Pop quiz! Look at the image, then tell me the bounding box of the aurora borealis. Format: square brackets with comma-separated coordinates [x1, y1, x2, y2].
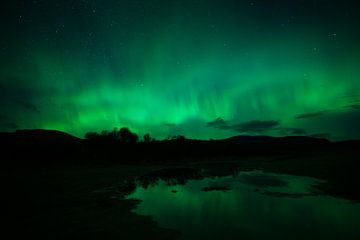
[1, 0, 360, 139]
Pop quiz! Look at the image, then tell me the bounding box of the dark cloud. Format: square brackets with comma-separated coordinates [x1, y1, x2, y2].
[296, 110, 329, 119]
[206, 118, 229, 129]
[309, 133, 331, 139]
[278, 127, 307, 135]
[0, 82, 39, 112]
[345, 104, 360, 110]
[232, 120, 280, 133]
[18, 101, 39, 112]
[289, 128, 307, 135]
[206, 118, 280, 133]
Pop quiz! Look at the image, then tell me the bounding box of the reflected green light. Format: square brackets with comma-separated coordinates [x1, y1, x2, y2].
[127, 171, 360, 240]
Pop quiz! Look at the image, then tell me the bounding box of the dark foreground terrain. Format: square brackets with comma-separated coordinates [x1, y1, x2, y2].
[1, 129, 360, 239]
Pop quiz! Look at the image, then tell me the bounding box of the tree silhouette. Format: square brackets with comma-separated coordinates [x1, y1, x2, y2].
[143, 133, 152, 142]
[108, 128, 120, 140]
[169, 135, 186, 141]
[85, 132, 100, 140]
[85, 127, 139, 142]
[119, 127, 138, 143]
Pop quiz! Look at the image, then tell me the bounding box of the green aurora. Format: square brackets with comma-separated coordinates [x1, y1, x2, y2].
[1, 0, 360, 139]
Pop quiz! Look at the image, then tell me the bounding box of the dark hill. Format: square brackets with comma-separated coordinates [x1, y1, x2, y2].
[15, 129, 79, 142]
[0, 129, 79, 144]
[224, 135, 330, 145]
[0, 130, 81, 166]
[0, 129, 358, 166]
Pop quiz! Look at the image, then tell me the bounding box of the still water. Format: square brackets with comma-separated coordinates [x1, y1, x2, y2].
[126, 170, 360, 240]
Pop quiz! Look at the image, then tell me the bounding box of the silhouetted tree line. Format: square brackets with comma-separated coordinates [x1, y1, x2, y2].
[84, 127, 188, 143]
[1, 128, 344, 168]
[85, 127, 140, 143]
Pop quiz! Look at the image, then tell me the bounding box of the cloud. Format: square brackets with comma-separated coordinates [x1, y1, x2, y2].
[18, 101, 39, 112]
[345, 104, 360, 110]
[206, 118, 229, 129]
[0, 83, 39, 112]
[206, 118, 280, 133]
[232, 120, 280, 133]
[278, 127, 307, 135]
[308, 133, 331, 139]
[289, 128, 307, 135]
[296, 110, 329, 119]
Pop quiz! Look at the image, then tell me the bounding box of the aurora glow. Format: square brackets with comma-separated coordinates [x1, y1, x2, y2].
[1, 0, 360, 139]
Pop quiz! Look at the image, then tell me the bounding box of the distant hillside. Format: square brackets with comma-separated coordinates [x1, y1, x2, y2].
[16, 129, 79, 141]
[0, 129, 333, 145]
[224, 135, 330, 145]
[0, 129, 80, 144]
[0, 129, 359, 166]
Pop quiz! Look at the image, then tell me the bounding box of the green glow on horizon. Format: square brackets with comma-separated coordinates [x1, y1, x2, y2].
[1, 1, 360, 139]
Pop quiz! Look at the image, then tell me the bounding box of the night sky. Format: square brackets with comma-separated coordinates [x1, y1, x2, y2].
[1, 0, 360, 140]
